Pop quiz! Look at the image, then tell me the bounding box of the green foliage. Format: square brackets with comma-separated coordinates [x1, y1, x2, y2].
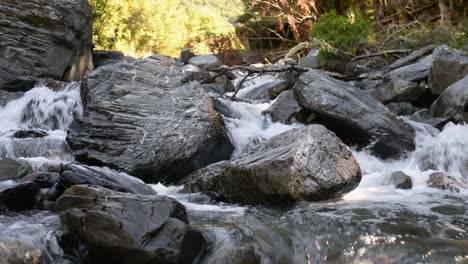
[310, 10, 373, 57]
[89, 0, 244, 57]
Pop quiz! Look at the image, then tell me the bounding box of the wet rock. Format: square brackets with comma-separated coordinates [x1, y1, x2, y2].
[188, 55, 221, 70]
[12, 129, 48, 138]
[186, 125, 362, 205]
[0, 181, 39, 211]
[182, 161, 228, 200]
[372, 80, 426, 103]
[0, 158, 33, 181]
[182, 64, 210, 82]
[299, 49, 320, 69]
[385, 171, 412, 189]
[67, 58, 233, 184]
[92, 50, 125, 68]
[426, 172, 468, 193]
[430, 45, 468, 95]
[0, 90, 21, 107]
[180, 48, 196, 64]
[430, 74, 468, 123]
[237, 75, 289, 100]
[57, 164, 157, 196]
[386, 55, 433, 83]
[56, 185, 206, 264]
[262, 90, 300, 123]
[386, 102, 415, 116]
[0, 0, 93, 92]
[294, 69, 415, 159]
[23, 172, 60, 188]
[409, 109, 452, 130]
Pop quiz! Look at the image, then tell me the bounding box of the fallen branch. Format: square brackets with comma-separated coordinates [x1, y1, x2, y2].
[351, 49, 412, 62]
[384, 44, 435, 72]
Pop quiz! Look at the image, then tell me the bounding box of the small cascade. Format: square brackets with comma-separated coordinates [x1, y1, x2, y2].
[0, 82, 82, 165]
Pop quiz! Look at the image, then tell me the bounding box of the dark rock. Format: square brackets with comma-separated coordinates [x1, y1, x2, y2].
[299, 49, 320, 69]
[294, 69, 415, 159]
[185, 125, 362, 205]
[188, 55, 221, 70]
[0, 158, 33, 181]
[237, 75, 288, 100]
[182, 64, 210, 82]
[430, 45, 468, 95]
[180, 48, 196, 64]
[385, 171, 412, 189]
[23, 172, 60, 188]
[92, 50, 125, 68]
[385, 55, 433, 83]
[409, 109, 452, 130]
[426, 172, 468, 193]
[0, 90, 21, 107]
[57, 164, 157, 196]
[0, 0, 93, 92]
[67, 58, 233, 184]
[386, 102, 415, 116]
[12, 129, 48, 138]
[56, 185, 206, 264]
[0, 181, 39, 211]
[262, 90, 300, 123]
[372, 80, 426, 104]
[182, 161, 228, 196]
[430, 74, 468, 123]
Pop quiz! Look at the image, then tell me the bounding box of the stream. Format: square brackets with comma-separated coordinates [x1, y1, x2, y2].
[0, 77, 467, 263]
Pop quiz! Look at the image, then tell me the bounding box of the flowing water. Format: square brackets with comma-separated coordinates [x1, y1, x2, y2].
[1, 78, 468, 263]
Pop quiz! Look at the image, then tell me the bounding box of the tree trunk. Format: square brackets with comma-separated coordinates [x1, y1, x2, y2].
[439, 0, 452, 26]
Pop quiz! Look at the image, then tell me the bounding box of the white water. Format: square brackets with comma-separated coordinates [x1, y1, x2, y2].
[0, 83, 82, 166]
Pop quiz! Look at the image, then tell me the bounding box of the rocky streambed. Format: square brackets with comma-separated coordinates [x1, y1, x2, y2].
[1, 0, 468, 263]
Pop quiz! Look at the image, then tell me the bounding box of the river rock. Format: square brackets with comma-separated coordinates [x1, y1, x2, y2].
[426, 172, 468, 193]
[409, 109, 452, 130]
[180, 48, 196, 64]
[299, 49, 320, 69]
[430, 74, 468, 123]
[0, 90, 21, 107]
[294, 69, 415, 159]
[430, 45, 468, 95]
[13, 129, 48, 138]
[56, 185, 207, 264]
[262, 90, 300, 123]
[0, 158, 33, 181]
[185, 125, 362, 205]
[385, 55, 433, 83]
[385, 171, 412, 189]
[0, 181, 39, 211]
[372, 80, 426, 104]
[92, 50, 125, 68]
[23, 172, 60, 188]
[0, 0, 93, 92]
[386, 102, 415, 116]
[67, 58, 233, 183]
[188, 55, 221, 70]
[57, 164, 157, 196]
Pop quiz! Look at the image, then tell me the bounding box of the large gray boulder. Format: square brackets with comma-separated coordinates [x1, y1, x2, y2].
[0, 0, 93, 92]
[67, 58, 233, 184]
[430, 45, 468, 95]
[262, 90, 300, 123]
[386, 55, 433, 83]
[431, 74, 468, 123]
[294, 69, 415, 159]
[185, 125, 362, 205]
[372, 79, 426, 104]
[56, 185, 207, 264]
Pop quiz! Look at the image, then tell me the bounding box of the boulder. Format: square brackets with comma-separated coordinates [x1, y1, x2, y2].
[23, 172, 60, 188]
[0, 158, 33, 181]
[430, 45, 468, 95]
[372, 80, 426, 104]
[0, 0, 93, 92]
[0, 181, 39, 211]
[12, 129, 48, 139]
[385, 55, 433, 83]
[180, 48, 196, 64]
[67, 58, 233, 184]
[430, 74, 468, 123]
[426, 172, 468, 193]
[57, 164, 157, 196]
[294, 69, 415, 159]
[299, 49, 320, 69]
[386, 102, 415, 116]
[262, 90, 300, 123]
[56, 185, 207, 264]
[92, 51, 125, 68]
[185, 125, 362, 205]
[188, 55, 221, 70]
[409, 109, 452, 130]
[385, 171, 412, 189]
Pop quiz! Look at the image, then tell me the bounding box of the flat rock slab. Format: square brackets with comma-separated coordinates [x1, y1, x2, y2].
[0, 0, 93, 92]
[67, 58, 233, 183]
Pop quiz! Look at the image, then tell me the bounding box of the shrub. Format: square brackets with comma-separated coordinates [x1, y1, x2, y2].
[310, 10, 373, 55]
